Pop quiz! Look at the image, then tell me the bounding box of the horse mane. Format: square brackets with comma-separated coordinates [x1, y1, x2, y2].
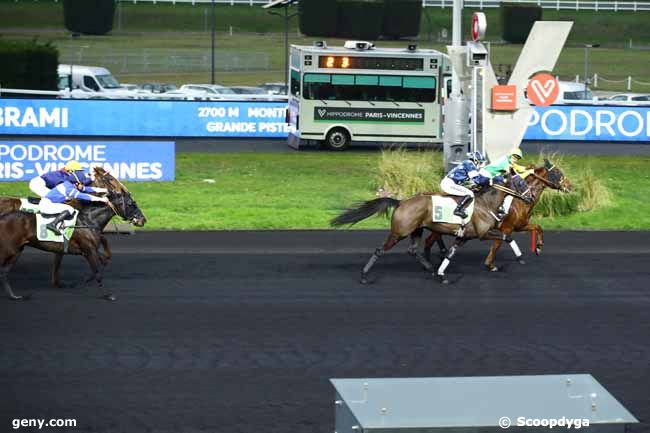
[93, 167, 130, 194]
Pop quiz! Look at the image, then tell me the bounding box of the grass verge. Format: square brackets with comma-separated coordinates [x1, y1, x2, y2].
[0, 151, 648, 230]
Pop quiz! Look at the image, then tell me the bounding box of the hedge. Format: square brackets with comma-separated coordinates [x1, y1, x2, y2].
[501, 3, 543, 43]
[382, 0, 422, 39]
[336, 0, 385, 40]
[0, 40, 58, 91]
[63, 0, 115, 35]
[298, 0, 339, 37]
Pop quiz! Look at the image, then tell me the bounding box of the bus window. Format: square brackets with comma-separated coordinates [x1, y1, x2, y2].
[303, 73, 436, 103]
[290, 70, 301, 96]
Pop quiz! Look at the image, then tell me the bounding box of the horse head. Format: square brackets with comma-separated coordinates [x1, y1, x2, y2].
[542, 159, 573, 193]
[92, 167, 147, 227]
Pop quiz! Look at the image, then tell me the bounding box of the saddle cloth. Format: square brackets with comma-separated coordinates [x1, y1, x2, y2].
[431, 196, 475, 225]
[20, 198, 78, 242]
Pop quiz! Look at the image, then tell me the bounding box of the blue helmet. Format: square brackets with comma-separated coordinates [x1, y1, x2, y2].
[467, 151, 486, 165]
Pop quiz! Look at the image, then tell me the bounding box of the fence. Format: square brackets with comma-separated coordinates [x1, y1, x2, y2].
[26, 0, 650, 11]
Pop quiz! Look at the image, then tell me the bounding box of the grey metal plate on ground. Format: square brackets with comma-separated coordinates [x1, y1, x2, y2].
[331, 375, 638, 433]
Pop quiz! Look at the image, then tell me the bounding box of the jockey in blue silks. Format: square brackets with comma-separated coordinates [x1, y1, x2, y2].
[29, 160, 95, 199]
[440, 151, 502, 219]
[39, 181, 109, 235]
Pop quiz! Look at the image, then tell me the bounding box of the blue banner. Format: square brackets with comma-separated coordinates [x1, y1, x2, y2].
[0, 99, 288, 137]
[0, 141, 175, 182]
[524, 106, 650, 142]
[1, 99, 649, 142]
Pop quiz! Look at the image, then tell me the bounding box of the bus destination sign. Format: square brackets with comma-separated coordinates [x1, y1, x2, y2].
[318, 56, 424, 71]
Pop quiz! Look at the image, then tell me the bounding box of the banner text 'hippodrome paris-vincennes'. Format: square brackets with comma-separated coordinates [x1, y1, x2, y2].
[0, 141, 175, 182]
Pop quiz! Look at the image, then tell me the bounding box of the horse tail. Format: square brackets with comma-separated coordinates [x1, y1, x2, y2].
[330, 197, 400, 227]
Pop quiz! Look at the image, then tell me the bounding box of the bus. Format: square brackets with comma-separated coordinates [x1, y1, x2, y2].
[287, 40, 452, 150]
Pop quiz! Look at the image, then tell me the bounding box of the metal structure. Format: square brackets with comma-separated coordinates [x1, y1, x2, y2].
[443, 16, 572, 169]
[262, 0, 298, 89]
[332, 375, 638, 433]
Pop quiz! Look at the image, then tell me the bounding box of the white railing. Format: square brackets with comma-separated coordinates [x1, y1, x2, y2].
[422, 0, 650, 11]
[32, 0, 650, 10]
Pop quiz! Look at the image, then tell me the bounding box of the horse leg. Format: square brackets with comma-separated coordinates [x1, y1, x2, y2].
[408, 228, 434, 272]
[99, 235, 112, 266]
[83, 249, 115, 301]
[484, 228, 524, 272]
[51, 253, 63, 288]
[360, 232, 404, 284]
[423, 232, 447, 261]
[434, 237, 462, 285]
[1, 251, 27, 301]
[522, 223, 544, 255]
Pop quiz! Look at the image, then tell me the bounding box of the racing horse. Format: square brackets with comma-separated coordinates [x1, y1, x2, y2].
[423, 159, 572, 271]
[0, 167, 146, 301]
[0, 197, 114, 279]
[331, 175, 531, 284]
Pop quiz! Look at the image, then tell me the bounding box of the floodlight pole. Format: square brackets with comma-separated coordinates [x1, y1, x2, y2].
[284, 4, 289, 88]
[211, 0, 216, 85]
[583, 43, 599, 99]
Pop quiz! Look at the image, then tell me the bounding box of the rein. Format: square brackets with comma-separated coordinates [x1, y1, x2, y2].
[530, 172, 561, 190]
[491, 184, 530, 202]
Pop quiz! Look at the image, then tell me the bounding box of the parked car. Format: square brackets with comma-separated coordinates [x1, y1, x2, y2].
[58, 64, 138, 99]
[120, 83, 138, 91]
[606, 93, 650, 105]
[139, 83, 178, 94]
[259, 82, 287, 95]
[179, 84, 237, 99]
[229, 86, 271, 100]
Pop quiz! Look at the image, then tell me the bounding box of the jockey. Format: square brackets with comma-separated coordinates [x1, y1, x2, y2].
[441, 151, 497, 219]
[40, 181, 109, 235]
[29, 161, 96, 199]
[482, 147, 531, 198]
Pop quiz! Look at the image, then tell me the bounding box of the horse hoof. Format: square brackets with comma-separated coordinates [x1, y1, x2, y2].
[9, 295, 23, 301]
[435, 275, 449, 284]
[360, 276, 370, 285]
[517, 258, 526, 265]
[102, 294, 117, 302]
[535, 247, 542, 256]
[486, 265, 499, 272]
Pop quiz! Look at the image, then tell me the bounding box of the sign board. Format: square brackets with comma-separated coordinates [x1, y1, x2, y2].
[524, 106, 650, 142]
[491, 85, 517, 111]
[526, 73, 560, 107]
[0, 140, 175, 182]
[313, 107, 424, 123]
[0, 99, 288, 138]
[471, 12, 487, 41]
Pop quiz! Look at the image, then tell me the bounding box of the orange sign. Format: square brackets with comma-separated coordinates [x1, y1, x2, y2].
[491, 85, 517, 111]
[526, 73, 560, 107]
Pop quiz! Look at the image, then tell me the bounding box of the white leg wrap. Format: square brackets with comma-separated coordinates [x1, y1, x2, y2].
[509, 240, 522, 257]
[437, 258, 451, 275]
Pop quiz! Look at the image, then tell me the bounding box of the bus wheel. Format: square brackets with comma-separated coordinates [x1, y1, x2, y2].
[325, 128, 350, 151]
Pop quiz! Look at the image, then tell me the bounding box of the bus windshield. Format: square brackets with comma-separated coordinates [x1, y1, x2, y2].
[302, 73, 436, 103]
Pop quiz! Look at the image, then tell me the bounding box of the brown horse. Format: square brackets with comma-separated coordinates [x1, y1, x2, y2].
[423, 159, 572, 271]
[331, 176, 531, 284]
[0, 167, 146, 301]
[0, 197, 114, 274]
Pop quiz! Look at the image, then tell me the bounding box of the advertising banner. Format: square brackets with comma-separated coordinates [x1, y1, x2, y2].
[0, 99, 288, 137]
[524, 106, 650, 142]
[0, 140, 175, 182]
[1, 99, 649, 142]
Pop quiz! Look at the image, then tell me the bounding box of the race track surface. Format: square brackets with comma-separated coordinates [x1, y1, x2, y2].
[1, 230, 649, 433]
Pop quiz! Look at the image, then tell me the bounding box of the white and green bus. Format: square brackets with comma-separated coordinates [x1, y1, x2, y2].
[287, 41, 452, 150]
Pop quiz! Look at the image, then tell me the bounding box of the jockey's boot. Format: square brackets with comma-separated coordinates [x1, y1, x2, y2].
[453, 195, 473, 219]
[46, 210, 72, 236]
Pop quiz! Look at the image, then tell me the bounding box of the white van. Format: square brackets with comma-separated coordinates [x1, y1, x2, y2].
[57, 64, 136, 99]
[555, 81, 597, 105]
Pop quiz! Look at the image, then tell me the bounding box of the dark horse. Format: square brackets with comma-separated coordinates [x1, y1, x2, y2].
[331, 176, 531, 284]
[423, 159, 572, 271]
[0, 167, 146, 301]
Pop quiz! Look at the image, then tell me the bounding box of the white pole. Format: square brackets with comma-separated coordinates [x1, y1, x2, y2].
[451, 0, 462, 97]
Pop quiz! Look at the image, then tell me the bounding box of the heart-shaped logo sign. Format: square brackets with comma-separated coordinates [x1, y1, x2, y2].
[526, 73, 560, 107]
[317, 109, 327, 118]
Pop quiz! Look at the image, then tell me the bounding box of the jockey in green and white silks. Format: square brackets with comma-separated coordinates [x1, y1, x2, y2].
[482, 147, 531, 194]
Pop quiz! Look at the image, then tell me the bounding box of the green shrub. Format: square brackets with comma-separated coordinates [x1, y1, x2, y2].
[299, 0, 339, 37]
[532, 154, 612, 217]
[63, 0, 115, 35]
[500, 3, 542, 43]
[0, 39, 58, 90]
[336, 0, 384, 40]
[376, 148, 444, 199]
[382, 0, 422, 39]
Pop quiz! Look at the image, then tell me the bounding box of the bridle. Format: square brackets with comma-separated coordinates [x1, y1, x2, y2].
[491, 183, 531, 203]
[530, 164, 568, 192]
[93, 171, 137, 221]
